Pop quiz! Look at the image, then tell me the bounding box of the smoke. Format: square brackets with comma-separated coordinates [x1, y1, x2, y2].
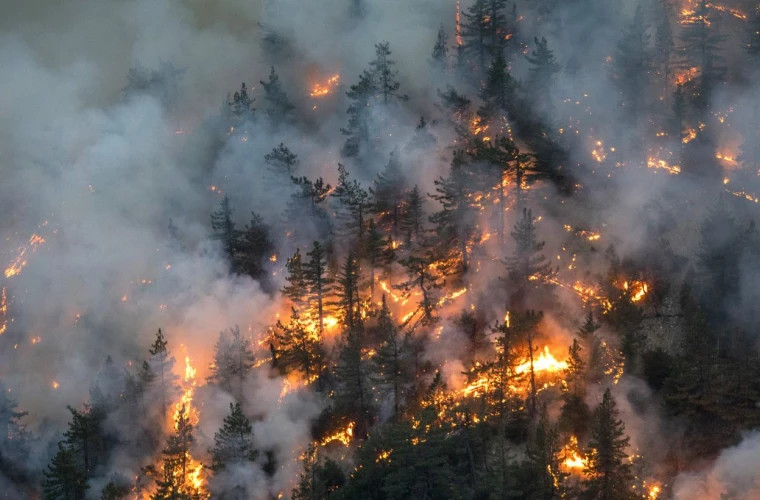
[3, 0, 760, 496]
[673, 432, 760, 499]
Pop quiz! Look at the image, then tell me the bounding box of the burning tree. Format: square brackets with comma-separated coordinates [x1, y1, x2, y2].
[153, 404, 204, 499]
[274, 308, 325, 384]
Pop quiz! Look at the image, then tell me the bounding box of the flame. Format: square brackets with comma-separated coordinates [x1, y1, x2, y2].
[0, 287, 7, 335]
[561, 435, 588, 473]
[674, 67, 699, 86]
[623, 280, 649, 302]
[310, 74, 340, 98]
[52, 380, 60, 389]
[320, 421, 354, 447]
[682, 127, 697, 144]
[647, 157, 681, 175]
[5, 234, 46, 278]
[455, 1, 463, 46]
[515, 346, 568, 375]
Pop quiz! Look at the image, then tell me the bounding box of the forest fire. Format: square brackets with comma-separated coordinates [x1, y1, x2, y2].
[561, 436, 588, 473]
[9, 1, 760, 498]
[4, 234, 46, 278]
[309, 74, 340, 98]
[647, 157, 681, 175]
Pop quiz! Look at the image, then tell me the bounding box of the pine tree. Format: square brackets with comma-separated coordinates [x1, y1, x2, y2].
[0, 382, 30, 476]
[431, 24, 449, 68]
[283, 248, 308, 309]
[63, 404, 105, 478]
[274, 308, 324, 383]
[285, 176, 332, 242]
[149, 328, 179, 421]
[654, 0, 675, 103]
[399, 185, 425, 244]
[210, 195, 240, 267]
[331, 164, 371, 244]
[264, 143, 298, 178]
[207, 327, 255, 400]
[369, 42, 407, 105]
[678, 0, 727, 109]
[526, 37, 561, 98]
[504, 208, 556, 309]
[524, 406, 567, 499]
[304, 241, 334, 333]
[333, 252, 363, 330]
[372, 150, 407, 238]
[560, 338, 591, 438]
[237, 212, 273, 280]
[610, 5, 651, 119]
[333, 327, 374, 439]
[407, 115, 437, 150]
[395, 252, 443, 325]
[582, 389, 634, 500]
[341, 71, 374, 158]
[461, 0, 488, 68]
[229, 82, 255, 122]
[210, 403, 257, 472]
[42, 443, 89, 500]
[479, 46, 514, 118]
[429, 150, 476, 274]
[291, 444, 345, 500]
[153, 405, 201, 500]
[259, 66, 295, 127]
[372, 296, 410, 420]
[362, 219, 388, 300]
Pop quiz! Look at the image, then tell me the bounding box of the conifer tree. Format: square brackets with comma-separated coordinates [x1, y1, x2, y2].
[369, 42, 407, 105]
[611, 5, 651, 119]
[333, 327, 374, 439]
[479, 46, 514, 115]
[153, 405, 201, 500]
[274, 308, 324, 383]
[292, 444, 345, 500]
[210, 403, 257, 473]
[229, 82, 255, 122]
[0, 383, 30, 476]
[560, 338, 591, 438]
[362, 219, 387, 300]
[210, 195, 240, 267]
[208, 327, 255, 400]
[149, 328, 179, 421]
[431, 24, 449, 68]
[582, 389, 634, 500]
[654, 0, 675, 101]
[526, 37, 561, 98]
[237, 212, 273, 280]
[504, 208, 556, 309]
[304, 241, 333, 333]
[283, 248, 308, 309]
[372, 295, 410, 420]
[399, 185, 425, 244]
[333, 252, 363, 330]
[678, 0, 727, 109]
[372, 150, 407, 238]
[285, 176, 332, 242]
[524, 406, 567, 499]
[341, 72, 374, 158]
[429, 150, 476, 273]
[331, 164, 371, 244]
[63, 404, 105, 478]
[42, 443, 89, 500]
[264, 143, 298, 178]
[259, 66, 295, 127]
[395, 252, 443, 325]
